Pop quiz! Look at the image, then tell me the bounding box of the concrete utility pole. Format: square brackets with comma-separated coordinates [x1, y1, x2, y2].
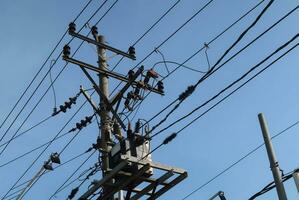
[65, 22, 187, 200]
[96, 35, 114, 200]
[258, 113, 287, 200]
[96, 35, 110, 174]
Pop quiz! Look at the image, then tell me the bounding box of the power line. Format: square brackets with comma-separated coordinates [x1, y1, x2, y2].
[0, 90, 95, 168]
[135, 40, 299, 200]
[181, 118, 299, 200]
[0, 96, 92, 199]
[124, 0, 268, 126]
[0, 0, 95, 132]
[147, 0, 274, 136]
[10, 149, 91, 194]
[110, 0, 183, 72]
[1, 1, 121, 198]
[48, 151, 97, 200]
[0, 115, 52, 149]
[0, 0, 115, 158]
[151, 33, 299, 140]
[110, 0, 216, 97]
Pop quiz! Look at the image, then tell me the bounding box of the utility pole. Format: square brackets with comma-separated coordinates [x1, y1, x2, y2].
[64, 22, 187, 200]
[258, 113, 287, 200]
[95, 34, 112, 199]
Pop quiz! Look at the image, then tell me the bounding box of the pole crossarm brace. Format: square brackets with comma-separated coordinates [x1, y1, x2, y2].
[69, 31, 136, 60]
[63, 56, 164, 95]
[78, 155, 187, 200]
[110, 66, 144, 106]
[79, 67, 126, 131]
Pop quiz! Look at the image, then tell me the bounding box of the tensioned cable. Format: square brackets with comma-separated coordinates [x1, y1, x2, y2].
[123, 0, 268, 126]
[109, 0, 216, 97]
[0, 1, 120, 197]
[180, 114, 299, 200]
[9, 149, 91, 194]
[0, 115, 52, 149]
[146, 0, 274, 136]
[0, 0, 109, 148]
[48, 151, 97, 200]
[0, 0, 95, 132]
[0, 96, 92, 199]
[110, 0, 184, 72]
[6, 124, 96, 200]
[136, 43, 299, 199]
[19, 150, 97, 200]
[0, 0, 116, 158]
[5, 149, 94, 200]
[150, 34, 299, 140]
[149, 41, 299, 194]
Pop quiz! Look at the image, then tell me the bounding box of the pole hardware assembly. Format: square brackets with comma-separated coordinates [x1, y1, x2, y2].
[61, 22, 187, 200]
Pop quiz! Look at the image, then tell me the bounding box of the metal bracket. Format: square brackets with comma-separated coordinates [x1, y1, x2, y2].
[78, 68, 126, 131]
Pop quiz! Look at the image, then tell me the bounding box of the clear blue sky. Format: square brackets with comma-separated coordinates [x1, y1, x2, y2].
[0, 0, 299, 199]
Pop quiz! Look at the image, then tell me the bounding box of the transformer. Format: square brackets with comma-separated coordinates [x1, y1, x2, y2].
[109, 133, 153, 178]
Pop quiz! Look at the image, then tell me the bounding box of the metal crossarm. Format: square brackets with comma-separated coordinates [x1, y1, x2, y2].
[69, 31, 136, 60]
[63, 56, 164, 95]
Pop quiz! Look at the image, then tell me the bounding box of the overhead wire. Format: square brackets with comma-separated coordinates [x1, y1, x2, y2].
[49, 60, 58, 111]
[153, 60, 207, 74]
[181, 118, 299, 200]
[150, 33, 299, 140]
[1, 1, 121, 198]
[0, 0, 95, 132]
[4, 149, 95, 200]
[0, 115, 52, 149]
[109, 0, 216, 97]
[9, 149, 92, 195]
[146, 0, 274, 135]
[135, 41, 299, 200]
[10, 121, 97, 200]
[123, 0, 268, 126]
[110, 0, 183, 72]
[0, 91, 93, 199]
[0, 0, 115, 159]
[48, 151, 97, 200]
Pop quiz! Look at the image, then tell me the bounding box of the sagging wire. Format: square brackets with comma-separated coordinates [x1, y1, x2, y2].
[49, 60, 58, 113]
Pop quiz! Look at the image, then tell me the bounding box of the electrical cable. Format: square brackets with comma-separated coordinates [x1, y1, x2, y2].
[109, 0, 216, 97]
[0, 94, 93, 200]
[0, 0, 102, 143]
[123, 0, 269, 127]
[0, 115, 52, 149]
[110, 0, 183, 72]
[153, 60, 207, 74]
[137, 43, 299, 200]
[12, 127, 97, 200]
[56, 163, 100, 199]
[10, 149, 91, 194]
[150, 34, 299, 140]
[0, 90, 95, 169]
[0, 0, 114, 159]
[49, 60, 57, 111]
[154, 39, 299, 151]
[154, 48, 170, 74]
[147, 0, 274, 136]
[48, 150, 97, 200]
[248, 173, 293, 199]
[152, 42, 299, 200]
[0, 0, 95, 132]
